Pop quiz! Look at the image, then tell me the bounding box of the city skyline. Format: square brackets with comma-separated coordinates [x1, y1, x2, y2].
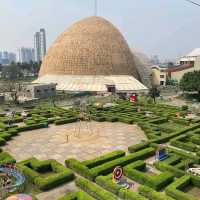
[1, 0, 200, 60]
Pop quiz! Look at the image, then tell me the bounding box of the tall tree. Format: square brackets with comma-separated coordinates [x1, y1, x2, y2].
[179, 71, 200, 96]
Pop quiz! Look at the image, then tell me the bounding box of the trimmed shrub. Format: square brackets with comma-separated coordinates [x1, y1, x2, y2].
[58, 191, 94, 200]
[89, 147, 155, 179]
[148, 118, 168, 124]
[154, 162, 185, 178]
[139, 185, 174, 200]
[82, 150, 126, 168]
[0, 152, 16, 164]
[166, 175, 197, 200]
[95, 175, 123, 196]
[18, 158, 74, 191]
[128, 141, 150, 153]
[0, 137, 6, 146]
[124, 160, 174, 190]
[170, 140, 197, 152]
[55, 117, 77, 125]
[168, 148, 200, 164]
[17, 123, 48, 132]
[65, 159, 93, 180]
[151, 124, 200, 144]
[75, 177, 118, 200]
[118, 188, 147, 200]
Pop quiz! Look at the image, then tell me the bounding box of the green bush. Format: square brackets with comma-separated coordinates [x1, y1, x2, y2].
[181, 105, 188, 111]
[95, 175, 123, 196]
[0, 152, 16, 164]
[0, 137, 6, 146]
[166, 175, 197, 200]
[89, 147, 155, 179]
[139, 185, 174, 200]
[170, 140, 197, 152]
[17, 123, 48, 132]
[65, 159, 93, 180]
[55, 117, 77, 125]
[75, 177, 118, 200]
[124, 160, 174, 190]
[151, 124, 200, 144]
[118, 188, 147, 200]
[82, 150, 126, 168]
[128, 142, 150, 153]
[154, 162, 185, 178]
[58, 191, 94, 200]
[18, 158, 74, 191]
[148, 118, 168, 124]
[168, 148, 200, 164]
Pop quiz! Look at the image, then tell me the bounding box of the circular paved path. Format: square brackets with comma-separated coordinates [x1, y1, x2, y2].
[3, 121, 146, 164]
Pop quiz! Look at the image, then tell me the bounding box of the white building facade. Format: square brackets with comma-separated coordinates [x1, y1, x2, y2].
[18, 47, 35, 63]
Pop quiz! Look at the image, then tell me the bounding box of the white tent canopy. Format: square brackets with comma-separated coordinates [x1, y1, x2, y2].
[34, 75, 148, 93]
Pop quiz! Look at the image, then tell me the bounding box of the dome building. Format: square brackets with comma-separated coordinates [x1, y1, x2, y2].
[35, 16, 148, 93]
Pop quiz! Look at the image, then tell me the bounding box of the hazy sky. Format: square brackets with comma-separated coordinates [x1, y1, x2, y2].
[1, 0, 200, 60]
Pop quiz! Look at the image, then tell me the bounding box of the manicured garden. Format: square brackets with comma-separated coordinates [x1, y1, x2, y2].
[1, 100, 200, 199]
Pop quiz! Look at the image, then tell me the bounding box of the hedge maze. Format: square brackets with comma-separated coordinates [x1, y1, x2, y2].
[1, 100, 200, 199]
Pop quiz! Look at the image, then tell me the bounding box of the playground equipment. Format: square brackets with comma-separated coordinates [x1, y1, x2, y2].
[6, 194, 32, 200]
[187, 168, 200, 176]
[156, 146, 168, 161]
[112, 166, 133, 189]
[0, 165, 26, 199]
[73, 98, 95, 139]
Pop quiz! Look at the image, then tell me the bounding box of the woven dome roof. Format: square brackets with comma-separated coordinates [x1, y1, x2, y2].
[39, 16, 140, 80]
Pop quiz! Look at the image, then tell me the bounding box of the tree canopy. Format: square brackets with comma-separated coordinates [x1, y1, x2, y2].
[179, 71, 200, 93]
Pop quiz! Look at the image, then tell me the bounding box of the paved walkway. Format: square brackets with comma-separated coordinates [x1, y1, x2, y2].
[36, 181, 76, 200]
[3, 121, 147, 164]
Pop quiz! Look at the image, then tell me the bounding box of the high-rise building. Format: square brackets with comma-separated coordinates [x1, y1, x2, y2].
[18, 47, 35, 63]
[0, 51, 16, 64]
[34, 28, 46, 63]
[8, 53, 16, 63]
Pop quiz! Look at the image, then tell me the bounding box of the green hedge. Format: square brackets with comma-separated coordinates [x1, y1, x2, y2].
[55, 117, 77, 125]
[168, 148, 200, 164]
[75, 177, 118, 200]
[89, 147, 155, 179]
[128, 142, 150, 153]
[0, 136, 6, 146]
[139, 185, 175, 200]
[0, 152, 16, 164]
[166, 175, 197, 200]
[124, 160, 174, 190]
[58, 191, 94, 200]
[170, 140, 197, 152]
[82, 150, 126, 168]
[154, 162, 185, 178]
[95, 174, 123, 196]
[151, 124, 200, 144]
[118, 188, 147, 200]
[190, 135, 200, 145]
[18, 158, 74, 190]
[17, 123, 48, 132]
[65, 159, 93, 180]
[148, 118, 168, 124]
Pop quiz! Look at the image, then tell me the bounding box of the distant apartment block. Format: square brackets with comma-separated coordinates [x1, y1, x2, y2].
[0, 51, 16, 64]
[34, 28, 47, 63]
[18, 47, 35, 63]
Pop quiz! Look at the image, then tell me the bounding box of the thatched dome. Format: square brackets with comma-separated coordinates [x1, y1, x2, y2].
[39, 16, 140, 80]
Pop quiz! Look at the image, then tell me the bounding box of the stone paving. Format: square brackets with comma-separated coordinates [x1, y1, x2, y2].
[3, 121, 146, 164]
[36, 182, 76, 200]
